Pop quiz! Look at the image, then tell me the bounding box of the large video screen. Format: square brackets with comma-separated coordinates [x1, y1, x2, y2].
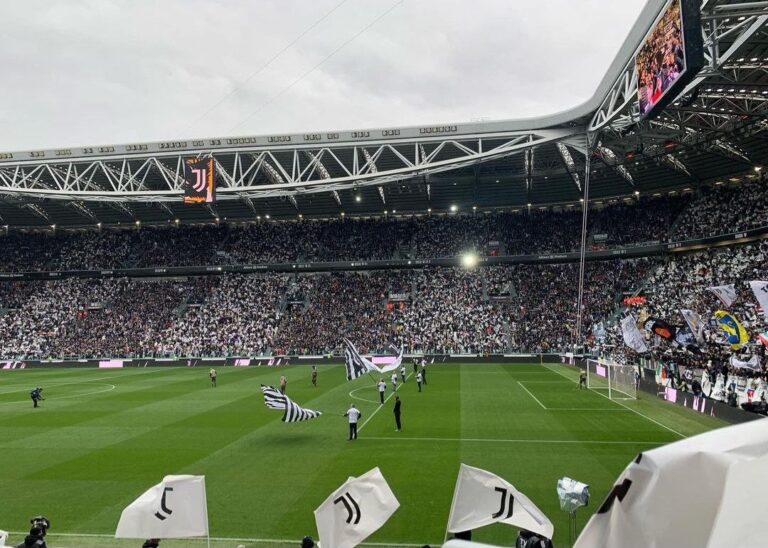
[636, 0, 703, 120]
[183, 157, 216, 204]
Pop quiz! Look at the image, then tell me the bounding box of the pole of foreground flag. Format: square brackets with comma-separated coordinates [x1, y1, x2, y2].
[442, 466, 464, 545]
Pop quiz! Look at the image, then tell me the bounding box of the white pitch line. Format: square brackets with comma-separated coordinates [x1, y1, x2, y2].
[543, 408, 631, 411]
[0, 367, 169, 393]
[0, 383, 116, 406]
[10, 532, 431, 547]
[348, 384, 381, 404]
[361, 436, 665, 445]
[517, 381, 547, 409]
[358, 371, 413, 432]
[543, 364, 686, 438]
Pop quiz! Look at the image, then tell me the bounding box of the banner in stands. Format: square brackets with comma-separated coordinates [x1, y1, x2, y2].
[729, 355, 761, 371]
[182, 157, 215, 204]
[680, 308, 705, 345]
[643, 317, 676, 341]
[749, 281, 768, 318]
[621, 314, 648, 353]
[714, 310, 748, 350]
[707, 284, 737, 308]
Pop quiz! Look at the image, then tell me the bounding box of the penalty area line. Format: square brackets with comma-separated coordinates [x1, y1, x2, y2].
[361, 436, 665, 445]
[543, 364, 686, 438]
[517, 381, 547, 409]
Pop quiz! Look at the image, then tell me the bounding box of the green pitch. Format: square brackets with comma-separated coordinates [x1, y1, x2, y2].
[0, 363, 724, 547]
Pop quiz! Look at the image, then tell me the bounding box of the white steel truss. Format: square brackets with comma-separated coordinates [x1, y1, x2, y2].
[0, 129, 579, 202]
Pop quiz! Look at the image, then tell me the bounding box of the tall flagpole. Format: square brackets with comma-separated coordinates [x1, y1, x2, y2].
[574, 132, 592, 353]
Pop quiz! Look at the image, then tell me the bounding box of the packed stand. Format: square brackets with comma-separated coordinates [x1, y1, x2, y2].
[0, 196, 700, 272]
[673, 178, 768, 240]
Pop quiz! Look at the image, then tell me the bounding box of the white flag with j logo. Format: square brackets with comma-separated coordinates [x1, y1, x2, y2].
[447, 464, 553, 539]
[115, 475, 209, 539]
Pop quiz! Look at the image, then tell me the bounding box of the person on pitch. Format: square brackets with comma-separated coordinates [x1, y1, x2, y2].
[311, 365, 318, 387]
[344, 403, 361, 440]
[416, 371, 423, 392]
[209, 368, 217, 387]
[280, 375, 287, 394]
[393, 395, 402, 432]
[420, 362, 427, 385]
[400, 364, 406, 383]
[377, 378, 386, 404]
[412, 357, 419, 374]
[30, 387, 44, 408]
[390, 371, 398, 392]
[579, 370, 587, 389]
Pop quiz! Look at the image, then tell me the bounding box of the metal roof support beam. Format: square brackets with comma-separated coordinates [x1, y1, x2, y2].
[556, 143, 582, 192]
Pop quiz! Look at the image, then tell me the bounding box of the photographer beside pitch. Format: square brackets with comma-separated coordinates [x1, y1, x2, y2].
[16, 516, 49, 548]
[30, 388, 44, 409]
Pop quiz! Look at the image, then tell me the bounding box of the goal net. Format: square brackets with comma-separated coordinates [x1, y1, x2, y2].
[586, 359, 637, 400]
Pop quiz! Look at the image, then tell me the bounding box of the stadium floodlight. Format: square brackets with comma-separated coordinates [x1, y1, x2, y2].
[265, 215, 270, 219]
[756, 166, 763, 172]
[450, 205, 458, 212]
[634, 190, 640, 196]
[461, 253, 478, 268]
[355, 195, 362, 202]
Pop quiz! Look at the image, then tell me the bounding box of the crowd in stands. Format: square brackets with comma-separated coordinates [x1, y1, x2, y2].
[672, 178, 768, 240]
[0, 194, 701, 273]
[1, 181, 766, 367]
[596, 240, 768, 406]
[1, 260, 656, 359]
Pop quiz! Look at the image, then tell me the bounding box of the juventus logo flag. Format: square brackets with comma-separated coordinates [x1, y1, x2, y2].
[183, 157, 216, 204]
[314, 467, 399, 548]
[114, 475, 209, 539]
[446, 464, 553, 539]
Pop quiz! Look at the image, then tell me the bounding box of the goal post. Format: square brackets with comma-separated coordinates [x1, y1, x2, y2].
[586, 359, 637, 400]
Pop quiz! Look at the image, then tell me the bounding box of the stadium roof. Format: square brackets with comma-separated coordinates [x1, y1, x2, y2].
[0, 0, 766, 229]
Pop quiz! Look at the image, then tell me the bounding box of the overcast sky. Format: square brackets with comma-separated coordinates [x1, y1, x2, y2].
[1, 0, 646, 151]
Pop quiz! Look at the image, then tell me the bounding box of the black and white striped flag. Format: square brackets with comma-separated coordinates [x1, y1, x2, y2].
[343, 339, 373, 380]
[261, 384, 286, 409]
[260, 384, 321, 423]
[284, 397, 322, 422]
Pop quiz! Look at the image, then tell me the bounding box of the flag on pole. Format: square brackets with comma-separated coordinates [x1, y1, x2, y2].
[714, 310, 748, 350]
[115, 475, 209, 539]
[260, 385, 321, 422]
[343, 339, 376, 380]
[621, 315, 648, 353]
[707, 284, 737, 308]
[574, 420, 768, 547]
[748, 281, 768, 319]
[446, 464, 554, 539]
[680, 309, 705, 345]
[343, 339, 404, 379]
[314, 467, 399, 548]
